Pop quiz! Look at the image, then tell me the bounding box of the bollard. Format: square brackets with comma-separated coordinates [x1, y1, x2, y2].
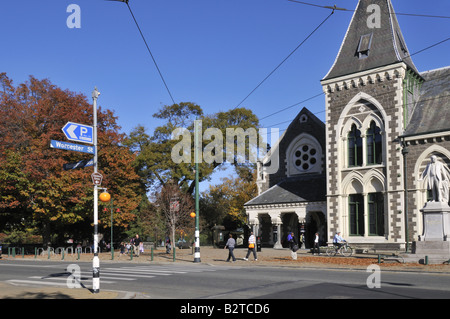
[22, 247, 24, 258]
[62, 249, 65, 260]
[130, 246, 133, 261]
[173, 247, 176, 262]
[35, 247, 37, 259]
[151, 246, 154, 261]
[425, 255, 428, 265]
[77, 248, 80, 260]
[378, 255, 381, 264]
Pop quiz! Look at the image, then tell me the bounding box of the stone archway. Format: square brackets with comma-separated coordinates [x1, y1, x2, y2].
[304, 211, 326, 248]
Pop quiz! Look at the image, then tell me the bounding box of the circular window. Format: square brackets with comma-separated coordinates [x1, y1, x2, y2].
[292, 144, 318, 172]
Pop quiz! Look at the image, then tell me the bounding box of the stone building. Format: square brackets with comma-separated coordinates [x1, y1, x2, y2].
[244, 0, 450, 250]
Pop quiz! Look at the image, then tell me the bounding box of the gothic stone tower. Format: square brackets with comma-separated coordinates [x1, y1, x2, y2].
[320, 0, 422, 249]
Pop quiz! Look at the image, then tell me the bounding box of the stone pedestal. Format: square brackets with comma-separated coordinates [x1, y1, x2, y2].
[420, 201, 450, 241]
[402, 202, 450, 264]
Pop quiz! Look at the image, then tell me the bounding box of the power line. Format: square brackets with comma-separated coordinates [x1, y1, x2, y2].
[109, 0, 176, 105]
[233, 10, 335, 110]
[259, 92, 324, 121]
[287, 0, 450, 19]
[259, 36, 450, 125]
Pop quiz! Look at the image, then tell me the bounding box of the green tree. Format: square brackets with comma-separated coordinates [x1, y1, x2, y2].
[126, 102, 260, 195]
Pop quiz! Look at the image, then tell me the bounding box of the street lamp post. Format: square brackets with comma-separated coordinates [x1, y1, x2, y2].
[110, 199, 114, 260]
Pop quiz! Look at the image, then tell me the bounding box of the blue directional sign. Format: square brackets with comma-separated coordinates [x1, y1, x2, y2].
[50, 140, 95, 154]
[62, 122, 93, 144]
[63, 158, 94, 171]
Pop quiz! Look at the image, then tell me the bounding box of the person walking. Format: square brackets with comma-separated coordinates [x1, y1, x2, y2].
[313, 232, 320, 255]
[288, 232, 298, 260]
[224, 233, 236, 262]
[118, 242, 125, 258]
[243, 231, 257, 261]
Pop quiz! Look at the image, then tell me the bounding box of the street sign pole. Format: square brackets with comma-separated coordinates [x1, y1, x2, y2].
[92, 87, 100, 293]
[194, 120, 201, 263]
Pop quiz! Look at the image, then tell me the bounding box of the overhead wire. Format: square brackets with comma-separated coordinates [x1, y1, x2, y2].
[110, 0, 176, 105]
[232, 10, 335, 110]
[260, 35, 450, 128]
[287, 0, 450, 19]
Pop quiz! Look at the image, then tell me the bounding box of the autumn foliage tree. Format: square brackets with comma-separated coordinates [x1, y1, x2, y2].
[201, 166, 258, 230]
[0, 73, 144, 245]
[155, 182, 194, 247]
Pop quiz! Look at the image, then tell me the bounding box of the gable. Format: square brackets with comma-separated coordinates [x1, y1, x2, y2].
[322, 0, 419, 81]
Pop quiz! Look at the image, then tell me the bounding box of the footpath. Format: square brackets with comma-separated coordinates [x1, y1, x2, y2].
[0, 246, 449, 299]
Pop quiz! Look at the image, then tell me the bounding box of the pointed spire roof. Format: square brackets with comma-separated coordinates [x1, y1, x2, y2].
[322, 0, 419, 81]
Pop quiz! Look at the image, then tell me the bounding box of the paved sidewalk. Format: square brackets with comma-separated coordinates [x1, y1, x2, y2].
[0, 246, 449, 299]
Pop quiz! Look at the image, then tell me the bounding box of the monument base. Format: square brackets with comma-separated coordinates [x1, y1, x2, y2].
[402, 241, 450, 264]
[420, 201, 450, 241]
[401, 201, 450, 264]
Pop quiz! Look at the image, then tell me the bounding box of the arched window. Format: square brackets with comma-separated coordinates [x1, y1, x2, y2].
[349, 194, 364, 236]
[348, 124, 362, 167]
[366, 121, 382, 165]
[368, 192, 384, 236]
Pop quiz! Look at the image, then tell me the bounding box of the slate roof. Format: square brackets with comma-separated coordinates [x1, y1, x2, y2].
[244, 174, 326, 206]
[403, 66, 450, 137]
[322, 0, 419, 81]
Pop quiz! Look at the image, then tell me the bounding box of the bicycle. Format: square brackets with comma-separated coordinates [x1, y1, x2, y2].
[326, 242, 353, 257]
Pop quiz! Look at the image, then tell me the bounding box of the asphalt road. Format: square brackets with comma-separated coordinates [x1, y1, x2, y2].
[1, 259, 450, 300]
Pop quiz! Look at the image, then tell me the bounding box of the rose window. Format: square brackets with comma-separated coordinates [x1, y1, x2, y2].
[293, 144, 317, 172]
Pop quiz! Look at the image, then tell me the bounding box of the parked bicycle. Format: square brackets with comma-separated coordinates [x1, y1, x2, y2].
[326, 242, 353, 257]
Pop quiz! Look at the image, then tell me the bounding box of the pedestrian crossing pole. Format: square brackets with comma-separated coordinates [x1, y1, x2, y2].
[92, 87, 100, 293]
[194, 120, 201, 263]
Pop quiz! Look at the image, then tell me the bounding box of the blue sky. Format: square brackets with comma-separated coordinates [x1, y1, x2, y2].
[1, 0, 449, 190]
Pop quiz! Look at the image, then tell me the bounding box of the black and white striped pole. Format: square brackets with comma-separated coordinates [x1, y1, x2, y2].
[194, 120, 201, 263]
[92, 87, 100, 293]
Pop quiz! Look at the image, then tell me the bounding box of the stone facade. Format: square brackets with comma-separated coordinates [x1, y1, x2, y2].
[321, 64, 410, 248]
[244, 0, 450, 251]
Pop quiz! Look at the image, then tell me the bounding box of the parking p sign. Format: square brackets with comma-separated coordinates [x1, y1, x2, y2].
[62, 122, 93, 144]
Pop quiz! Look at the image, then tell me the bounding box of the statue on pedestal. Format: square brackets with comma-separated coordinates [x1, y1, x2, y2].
[419, 155, 450, 203]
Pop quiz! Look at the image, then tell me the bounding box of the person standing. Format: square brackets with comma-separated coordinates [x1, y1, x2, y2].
[224, 233, 236, 262]
[313, 232, 320, 255]
[243, 231, 257, 261]
[133, 234, 142, 257]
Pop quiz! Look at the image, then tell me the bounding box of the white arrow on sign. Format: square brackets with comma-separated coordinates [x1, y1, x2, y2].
[66, 124, 77, 139]
[62, 122, 93, 144]
[91, 172, 103, 186]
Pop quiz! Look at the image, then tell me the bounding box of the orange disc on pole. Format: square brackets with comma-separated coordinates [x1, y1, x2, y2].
[190, 212, 196, 218]
[99, 192, 111, 202]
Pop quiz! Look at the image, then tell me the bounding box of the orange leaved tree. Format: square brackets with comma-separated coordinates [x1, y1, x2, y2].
[0, 73, 144, 245]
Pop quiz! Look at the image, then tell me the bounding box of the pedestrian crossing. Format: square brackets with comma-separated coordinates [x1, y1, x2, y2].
[6, 264, 239, 289]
